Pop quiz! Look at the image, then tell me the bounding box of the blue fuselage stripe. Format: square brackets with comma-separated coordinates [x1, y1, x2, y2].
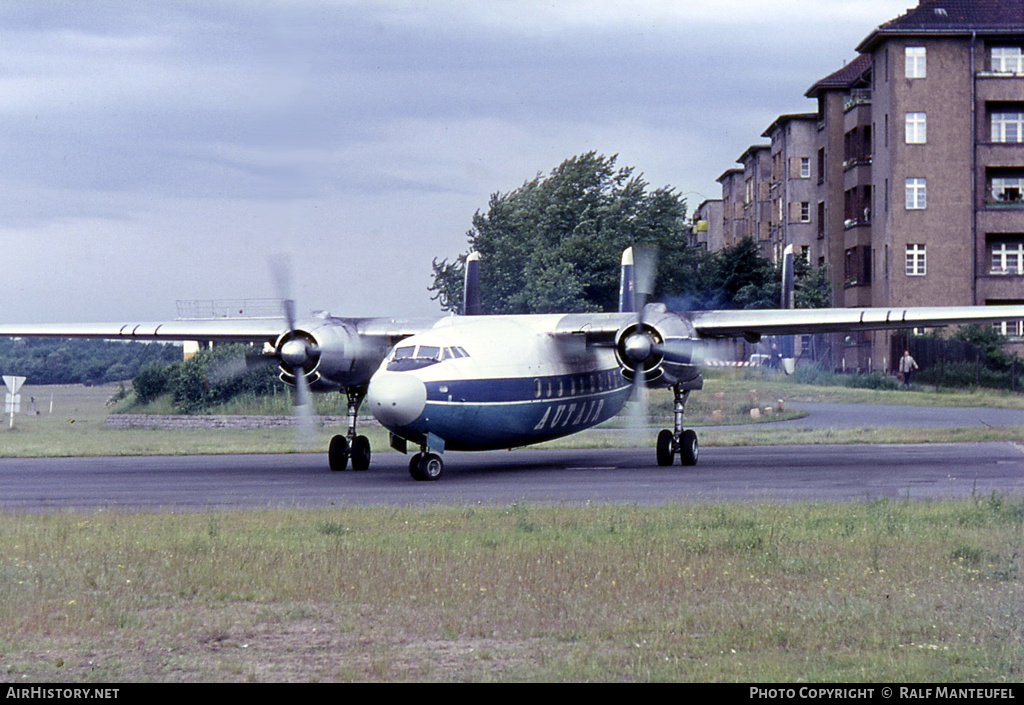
[395, 369, 632, 451]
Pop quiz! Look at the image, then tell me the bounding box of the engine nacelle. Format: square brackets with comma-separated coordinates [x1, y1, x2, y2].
[614, 304, 703, 389]
[276, 319, 384, 392]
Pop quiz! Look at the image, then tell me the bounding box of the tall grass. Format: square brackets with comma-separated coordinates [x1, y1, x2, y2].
[1, 498, 1022, 682]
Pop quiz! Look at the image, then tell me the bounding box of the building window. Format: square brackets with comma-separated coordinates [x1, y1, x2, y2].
[800, 202, 810, 222]
[905, 47, 926, 78]
[905, 178, 927, 210]
[905, 244, 926, 276]
[988, 172, 1024, 204]
[994, 319, 1024, 338]
[991, 47, 1024, 74]
[991, 241, 1024, 274]
[905, 112, 927, 143]
[843, 125, 872, 167]
[845, 246, 871, 286]
[844, 185, 872, 227]
[800, 157, 811, 178]
[988, 300, 1024, 339]
[991, 110, 1024, 143]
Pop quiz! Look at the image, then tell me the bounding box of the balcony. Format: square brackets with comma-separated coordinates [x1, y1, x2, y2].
[843, 89, 871, 113]
[985, 189, 1024, 209]
[986, 200, 1024, 210]
[977, 70, 1024, 78]
[843, 156, 872, 170]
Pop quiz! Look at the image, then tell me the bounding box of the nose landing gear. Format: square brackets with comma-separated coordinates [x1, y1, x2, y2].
[409, 451, 444, 481]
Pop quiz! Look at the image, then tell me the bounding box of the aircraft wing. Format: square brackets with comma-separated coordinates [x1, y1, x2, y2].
[0, 315, 443, 343]
[0, 315, 446, 394]
[688, 305, 1024, 339]
[0, 319, 289, 342]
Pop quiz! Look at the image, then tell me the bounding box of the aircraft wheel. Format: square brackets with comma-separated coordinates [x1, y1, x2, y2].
[656, 429, 675, 466]
[328, 435, 349, 472]
[409, 452, 444, 481]
[350, 435, 371, 471]
[680, 429, 699, 466]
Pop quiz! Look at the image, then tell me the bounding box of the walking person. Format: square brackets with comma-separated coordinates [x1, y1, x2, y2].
[898, 350, 919, 388]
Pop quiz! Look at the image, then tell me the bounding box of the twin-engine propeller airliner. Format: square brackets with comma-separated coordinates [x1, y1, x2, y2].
[2, 246, 1023, 481]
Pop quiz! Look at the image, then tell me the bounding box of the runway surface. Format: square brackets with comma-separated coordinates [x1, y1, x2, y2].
[2, 442, 1023, 510]
[2, 401, 1022, 511]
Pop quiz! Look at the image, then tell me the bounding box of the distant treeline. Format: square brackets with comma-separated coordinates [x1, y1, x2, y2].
[0, 338, 182, 386]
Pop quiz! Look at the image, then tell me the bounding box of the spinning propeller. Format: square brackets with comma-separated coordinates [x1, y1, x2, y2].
[617, 245, 659, 437]
[270, 255, 319, 446]
[616, 245, 700, 378]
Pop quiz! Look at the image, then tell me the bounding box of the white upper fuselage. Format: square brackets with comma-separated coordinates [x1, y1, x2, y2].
[366, 314, 632, 452]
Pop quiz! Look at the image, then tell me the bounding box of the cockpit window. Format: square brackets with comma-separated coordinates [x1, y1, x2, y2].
[387, 344, 445, 371]
[387, 343, 469, 371]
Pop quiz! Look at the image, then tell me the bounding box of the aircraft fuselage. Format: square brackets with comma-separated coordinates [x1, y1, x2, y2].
[367, 315, 633, 451]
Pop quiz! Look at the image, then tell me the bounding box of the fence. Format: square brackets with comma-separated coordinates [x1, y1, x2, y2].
[891, 332, 1022, 392]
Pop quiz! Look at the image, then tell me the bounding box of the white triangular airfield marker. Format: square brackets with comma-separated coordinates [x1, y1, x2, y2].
[3, 375, 26, 428]
[3, 375, 25, 395]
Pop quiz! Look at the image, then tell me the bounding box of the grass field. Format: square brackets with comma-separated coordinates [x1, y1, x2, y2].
[2, 372, 1023, 681]
[1, 498, 1022, 682]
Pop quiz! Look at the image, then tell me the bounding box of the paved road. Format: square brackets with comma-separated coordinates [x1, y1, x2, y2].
[1, 442, 1022, 510]
[770, 402, 1024, 429]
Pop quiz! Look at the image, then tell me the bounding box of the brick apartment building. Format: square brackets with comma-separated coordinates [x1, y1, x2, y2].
[700, 0, 1024, 371]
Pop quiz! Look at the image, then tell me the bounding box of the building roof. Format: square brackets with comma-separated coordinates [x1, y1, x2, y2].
[805, 53, 872, 97]
[737, 144, 770, 164]
[761, 112, 818, 138]
[716, 167, 743, 184]
[857, 0, 1024, 52]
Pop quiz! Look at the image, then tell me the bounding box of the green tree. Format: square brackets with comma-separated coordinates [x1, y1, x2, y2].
[693, 238, 778, 310]
[430, 152, 693, 314]
[430, 154, 831, 316]
[794, 259, 833, 310]
[953, 324, 1016, 370]
[685, 239, 832, 311]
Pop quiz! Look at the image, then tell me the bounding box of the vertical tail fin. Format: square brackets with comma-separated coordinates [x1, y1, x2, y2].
[618, 245, 657, 313]
[463, 251, 481, 316]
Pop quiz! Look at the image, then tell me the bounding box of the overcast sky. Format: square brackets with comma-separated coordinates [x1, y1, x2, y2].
[1, 0, 919, 323]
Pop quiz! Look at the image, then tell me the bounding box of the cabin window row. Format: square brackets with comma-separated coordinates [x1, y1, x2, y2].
[533, 370, 621, 399]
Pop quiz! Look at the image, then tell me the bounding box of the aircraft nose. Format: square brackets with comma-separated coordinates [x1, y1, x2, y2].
[367, 373, 427, 428]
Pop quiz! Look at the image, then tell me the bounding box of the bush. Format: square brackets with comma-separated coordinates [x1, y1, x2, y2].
[132, 363, 171, 404]
[915, 361, 1021, 390]
[791, 365, 898, 390]
[130, 344, 280, 414]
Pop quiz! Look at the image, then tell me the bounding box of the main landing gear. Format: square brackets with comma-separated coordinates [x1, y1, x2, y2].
[328, 387, 372, 472]
[656, 385, 698, 467]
